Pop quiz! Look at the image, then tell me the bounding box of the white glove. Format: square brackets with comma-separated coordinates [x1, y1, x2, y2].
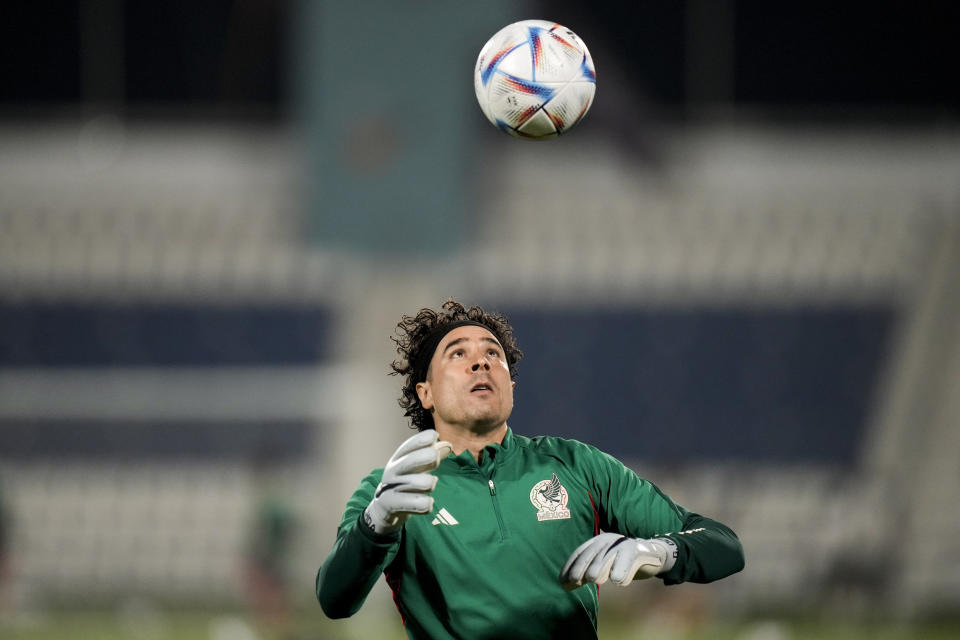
[362, 430, 453, 535]
[559, 533, 677, 589]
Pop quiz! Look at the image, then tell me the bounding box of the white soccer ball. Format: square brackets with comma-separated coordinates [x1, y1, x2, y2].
[474, 19, 596, 140]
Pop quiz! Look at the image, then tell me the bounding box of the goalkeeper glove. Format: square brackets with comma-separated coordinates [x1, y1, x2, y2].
[362, 430, 453, 535]
[559, 532, 678, 589]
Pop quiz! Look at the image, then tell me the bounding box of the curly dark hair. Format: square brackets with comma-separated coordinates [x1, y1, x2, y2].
[390, 299, 523, 431]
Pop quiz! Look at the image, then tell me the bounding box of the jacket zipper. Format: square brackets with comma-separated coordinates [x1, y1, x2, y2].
[488, 478, 509, 540]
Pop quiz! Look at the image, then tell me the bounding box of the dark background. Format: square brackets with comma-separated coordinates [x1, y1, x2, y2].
[3, 1, 957, 116]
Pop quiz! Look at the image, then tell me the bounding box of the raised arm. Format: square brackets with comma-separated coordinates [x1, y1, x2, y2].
[316, 430, 451, 618]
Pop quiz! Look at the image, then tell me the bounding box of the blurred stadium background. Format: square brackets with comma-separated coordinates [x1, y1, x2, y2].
[1, 1, 959, 639]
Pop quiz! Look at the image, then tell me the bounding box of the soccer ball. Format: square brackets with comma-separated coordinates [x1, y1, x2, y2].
[474, 19, 596, 139]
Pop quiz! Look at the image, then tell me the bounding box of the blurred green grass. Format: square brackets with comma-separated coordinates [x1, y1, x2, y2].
[2, 609, 959, 640]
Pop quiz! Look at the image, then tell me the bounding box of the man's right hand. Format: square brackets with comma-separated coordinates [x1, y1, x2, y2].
[363, 430, 453, 535]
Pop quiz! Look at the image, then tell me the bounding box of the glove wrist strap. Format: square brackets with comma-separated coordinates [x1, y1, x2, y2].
[364, 502, 402, 536]
[653, 537, 679, 573]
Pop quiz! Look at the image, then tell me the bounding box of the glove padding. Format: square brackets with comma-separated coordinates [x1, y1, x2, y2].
[559, 533, 677, 589]
[363, 430, 453, 535]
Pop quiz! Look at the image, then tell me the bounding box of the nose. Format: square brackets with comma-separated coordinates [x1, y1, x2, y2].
[471, 356, 491, 371]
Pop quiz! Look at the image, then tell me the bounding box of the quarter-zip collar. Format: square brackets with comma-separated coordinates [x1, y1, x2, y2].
[446, 426, 518, 473]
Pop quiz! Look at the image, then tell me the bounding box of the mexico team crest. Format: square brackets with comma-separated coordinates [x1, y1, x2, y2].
[529, 473, 571, 521]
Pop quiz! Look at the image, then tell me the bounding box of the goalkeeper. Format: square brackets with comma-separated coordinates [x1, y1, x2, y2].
[316, 300, 744, 639]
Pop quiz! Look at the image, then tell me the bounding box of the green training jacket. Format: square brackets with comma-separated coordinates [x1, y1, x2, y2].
[317, 429, 744, 639]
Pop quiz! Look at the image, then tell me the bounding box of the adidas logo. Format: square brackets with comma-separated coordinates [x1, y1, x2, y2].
[431, 508, 459, 526]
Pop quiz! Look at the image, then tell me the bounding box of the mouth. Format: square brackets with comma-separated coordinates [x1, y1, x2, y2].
[470, 382, 494, 393]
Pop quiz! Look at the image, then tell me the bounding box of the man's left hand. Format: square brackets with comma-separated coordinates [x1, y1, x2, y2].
[559, 533, 677, 589]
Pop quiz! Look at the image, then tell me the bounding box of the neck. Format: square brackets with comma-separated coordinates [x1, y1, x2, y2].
[436, 422, 508, 462]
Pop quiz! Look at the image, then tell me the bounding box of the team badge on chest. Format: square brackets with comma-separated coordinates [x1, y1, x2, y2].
[529, 473, 572, 521]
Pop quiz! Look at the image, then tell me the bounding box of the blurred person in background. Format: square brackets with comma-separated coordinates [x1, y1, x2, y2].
[316, 300, 744, 639]
[244, 450, 298, 640]
[0, 472, 10, 619]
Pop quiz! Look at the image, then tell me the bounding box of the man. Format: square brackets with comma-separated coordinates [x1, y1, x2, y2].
[317, 300, 744, 639]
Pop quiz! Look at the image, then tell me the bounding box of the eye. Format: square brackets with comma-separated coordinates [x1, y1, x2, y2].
[488, 348, 501, 357]
[451, 350, 464, 359]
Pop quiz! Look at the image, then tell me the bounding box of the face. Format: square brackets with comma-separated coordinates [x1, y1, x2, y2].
[416, 325, 515, 434]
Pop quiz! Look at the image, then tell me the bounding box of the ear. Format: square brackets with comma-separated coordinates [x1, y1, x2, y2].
[416, 381, 434, 410]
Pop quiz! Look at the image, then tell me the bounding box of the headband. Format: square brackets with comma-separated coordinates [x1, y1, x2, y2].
[412, 320, 497, 383]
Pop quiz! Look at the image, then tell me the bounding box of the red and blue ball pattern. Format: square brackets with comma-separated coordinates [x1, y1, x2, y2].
[474, 20, 596, 139]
